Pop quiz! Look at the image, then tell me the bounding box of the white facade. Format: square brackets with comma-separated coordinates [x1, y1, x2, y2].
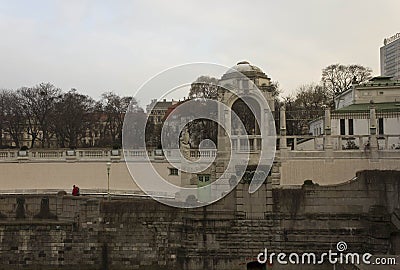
[335, 78, 400, 109]
[309, 77, 400, 149]
[335, 88, 354, 109]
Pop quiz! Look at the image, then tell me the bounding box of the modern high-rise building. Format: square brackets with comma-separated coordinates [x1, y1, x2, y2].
[380, 32, 400, 80]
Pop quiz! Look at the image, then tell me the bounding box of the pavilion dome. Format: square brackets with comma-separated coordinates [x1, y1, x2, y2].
[221, 61, 269, 81]
[225, 61, 263, 74]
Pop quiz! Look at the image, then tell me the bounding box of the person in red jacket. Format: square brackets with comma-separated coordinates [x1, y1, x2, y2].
[72, 185, 80, 196]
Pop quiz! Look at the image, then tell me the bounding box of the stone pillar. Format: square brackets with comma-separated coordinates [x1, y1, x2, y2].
[280, 106, 287, 157]
[369, 105, 378, 160]
[323, 107, 333, 159]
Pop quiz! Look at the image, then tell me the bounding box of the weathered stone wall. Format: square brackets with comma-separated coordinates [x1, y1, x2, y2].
[280, 157, 400, 185]
[0, 170, 399, 270]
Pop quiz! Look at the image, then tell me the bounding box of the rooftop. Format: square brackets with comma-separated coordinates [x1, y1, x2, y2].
[221, 61, 270, 80]
[357, 76, 400, 88]
[335, 102, 400, 112]
[225, 61, 263, 74]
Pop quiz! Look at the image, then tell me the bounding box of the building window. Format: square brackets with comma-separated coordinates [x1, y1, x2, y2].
[340, 119, 346, 135]
[198, 174, 210, 183]
[169, 168, 179, 176]
[348, 119, 354, 135]
[378, 118, 384, 135]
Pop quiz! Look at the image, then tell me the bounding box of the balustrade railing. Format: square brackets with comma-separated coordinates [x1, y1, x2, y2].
[231, 135, 262, 152]
[77, 149, 109, 159]
[278, 134, 400, 151]
[189, 149, 217, 158]
[31, 150, 65, 158]
[0, 151, 15, 159]
[124, 149, 151, 157]
[0, 148, 219, 162]
[0, 134, 398, 163]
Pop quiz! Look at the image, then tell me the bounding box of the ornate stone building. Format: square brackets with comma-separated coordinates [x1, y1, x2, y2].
[179, 61, 277, 203]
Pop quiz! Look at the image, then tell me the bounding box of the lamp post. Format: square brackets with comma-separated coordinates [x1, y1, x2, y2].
[106, 162, 111, 201]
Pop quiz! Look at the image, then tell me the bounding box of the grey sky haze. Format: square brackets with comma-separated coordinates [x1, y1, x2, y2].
[0, 0, 399, 107]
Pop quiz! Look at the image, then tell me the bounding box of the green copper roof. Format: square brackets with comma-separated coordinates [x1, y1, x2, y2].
[335, 102, 400, 112]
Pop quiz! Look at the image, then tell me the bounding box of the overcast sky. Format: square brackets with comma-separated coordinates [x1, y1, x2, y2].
[0, 0, 399, 106]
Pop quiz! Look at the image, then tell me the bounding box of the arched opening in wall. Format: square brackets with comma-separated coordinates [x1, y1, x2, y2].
[247, 261, 266, 270]
[231, 97, 261, 135]
[231, 97, 261, 152]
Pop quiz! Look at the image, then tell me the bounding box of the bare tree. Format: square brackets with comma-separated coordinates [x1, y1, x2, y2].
[321, 64, 372, 95]
[0, 90, 27, 148]
[270, 81, 282, 99]
[283, 83, 329, 135]
[124, 106, 146, 148]
[0, 90, 6, 147]
[18, 83, 61, 148]
[52, 89, 95, 148]
[98, 92, 135, 147]
[295, 83, 331, 109]
[184, 76, 220, 148]
[188, 76, 219, 100]
[2, 91, 26, 148]
[186, 102, 218, 148]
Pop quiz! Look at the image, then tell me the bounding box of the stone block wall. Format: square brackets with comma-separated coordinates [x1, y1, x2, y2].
[0, 170, 398, 269]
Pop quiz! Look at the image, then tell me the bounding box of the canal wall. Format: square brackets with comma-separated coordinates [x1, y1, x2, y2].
[0, 170, 398, 270]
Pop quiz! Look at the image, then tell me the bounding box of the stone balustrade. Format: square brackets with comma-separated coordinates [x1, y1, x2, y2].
[0, 148, 218, 163]
[0, 134, 399, 163]
[231, 135, 262, 152]
[279, 134, 400, 151]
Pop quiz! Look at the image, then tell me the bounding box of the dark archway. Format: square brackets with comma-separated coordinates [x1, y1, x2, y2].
[231, 97, 262, 152]
[231, 97, 261, 136]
